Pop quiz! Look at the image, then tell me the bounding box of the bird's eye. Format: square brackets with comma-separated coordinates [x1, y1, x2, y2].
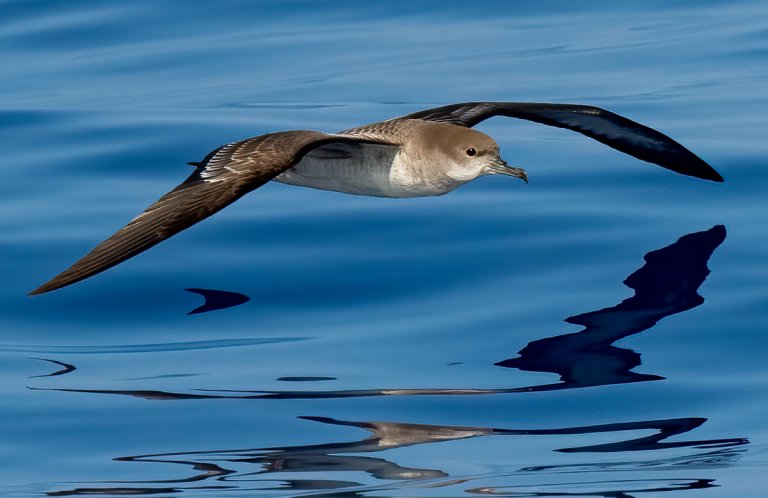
[466, 148, 476, 157]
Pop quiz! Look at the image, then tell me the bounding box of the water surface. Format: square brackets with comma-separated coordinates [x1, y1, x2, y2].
[2, 1, 767, 496]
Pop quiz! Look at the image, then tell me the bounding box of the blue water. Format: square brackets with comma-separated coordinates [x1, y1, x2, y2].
[2, 1, 767, 496]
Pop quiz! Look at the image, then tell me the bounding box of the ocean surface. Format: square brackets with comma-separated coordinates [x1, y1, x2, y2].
[2, 1, 767, 496]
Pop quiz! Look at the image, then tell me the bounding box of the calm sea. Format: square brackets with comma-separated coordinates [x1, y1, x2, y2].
[2, 1, 767, 496]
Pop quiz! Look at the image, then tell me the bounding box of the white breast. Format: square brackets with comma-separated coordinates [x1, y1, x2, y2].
[274, 142, 459, 198]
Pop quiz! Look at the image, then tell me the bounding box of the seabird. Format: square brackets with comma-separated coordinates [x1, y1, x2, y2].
[30, 102, 723, 295]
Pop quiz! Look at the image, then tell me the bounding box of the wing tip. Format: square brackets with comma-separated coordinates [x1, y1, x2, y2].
[28, 280, 58, 296]
[707, 170, 725, 183]
[686, 157, 724, 183]
[29, 261, 102, 296]
[29, 273, 78, 295]
[689, 168, 724, 182]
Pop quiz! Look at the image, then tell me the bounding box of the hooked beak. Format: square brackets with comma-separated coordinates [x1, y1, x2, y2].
[486, 158, 528, 183]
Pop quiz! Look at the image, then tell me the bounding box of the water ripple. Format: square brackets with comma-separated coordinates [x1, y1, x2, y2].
[2, 337, 306, 355]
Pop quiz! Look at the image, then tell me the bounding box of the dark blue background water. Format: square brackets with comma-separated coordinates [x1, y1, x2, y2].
[2, 1, 767, 496]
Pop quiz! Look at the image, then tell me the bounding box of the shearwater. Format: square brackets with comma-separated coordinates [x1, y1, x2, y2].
[30, 102, 723, 295]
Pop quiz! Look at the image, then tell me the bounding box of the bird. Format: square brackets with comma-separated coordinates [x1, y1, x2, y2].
[30, 102, 723, 295]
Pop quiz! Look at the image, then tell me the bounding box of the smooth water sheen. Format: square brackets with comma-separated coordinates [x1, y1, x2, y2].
[2, 1, 767, 496]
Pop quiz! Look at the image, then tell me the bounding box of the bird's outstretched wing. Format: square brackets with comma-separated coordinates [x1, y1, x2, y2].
[401, 102, 722, 182]
[30, 130, 391, 295]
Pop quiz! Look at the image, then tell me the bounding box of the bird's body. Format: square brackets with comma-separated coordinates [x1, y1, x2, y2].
[276, 120, 508, 197]
[275, 140, 405, 197]
[30, 102, 723, 295]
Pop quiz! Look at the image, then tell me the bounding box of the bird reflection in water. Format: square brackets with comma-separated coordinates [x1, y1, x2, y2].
[48, 415, 745, 496]
[495, 224, 727, 391]
[465, 478, 717, 497]
[184, 288, 250, 315]
[38, 226, 746, 497]
[38, 225, 728, 400]
[28, 358, 76, 378]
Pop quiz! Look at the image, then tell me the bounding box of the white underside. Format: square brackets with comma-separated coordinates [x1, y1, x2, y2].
[273, 142, 459, 198]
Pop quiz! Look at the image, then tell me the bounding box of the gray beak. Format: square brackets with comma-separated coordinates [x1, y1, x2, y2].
[486, 158, 528, 183]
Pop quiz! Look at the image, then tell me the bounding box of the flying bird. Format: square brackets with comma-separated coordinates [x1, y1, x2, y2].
[30, 102, 723, 295]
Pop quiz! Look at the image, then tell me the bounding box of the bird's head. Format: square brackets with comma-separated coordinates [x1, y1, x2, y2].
[423, 125, 528, 184]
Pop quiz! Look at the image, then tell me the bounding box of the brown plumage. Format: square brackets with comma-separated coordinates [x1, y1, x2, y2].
[30, 102, 722, 295]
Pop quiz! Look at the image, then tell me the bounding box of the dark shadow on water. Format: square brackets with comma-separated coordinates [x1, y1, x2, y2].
[276, 376, 337, 382]
[28, 358, 76, 378]
[184, 288, 250, 315]
[46, 415, 746, 496]
[34, 225, 726, 400]
[495, 224, 727, 391]
[48, 488, 185, 496]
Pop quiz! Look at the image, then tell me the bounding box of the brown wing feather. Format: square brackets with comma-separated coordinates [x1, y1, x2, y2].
[31, 130, 389, 295]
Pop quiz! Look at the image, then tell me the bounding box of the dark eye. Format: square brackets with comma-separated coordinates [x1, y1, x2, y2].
[466, 148, 476, 157]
